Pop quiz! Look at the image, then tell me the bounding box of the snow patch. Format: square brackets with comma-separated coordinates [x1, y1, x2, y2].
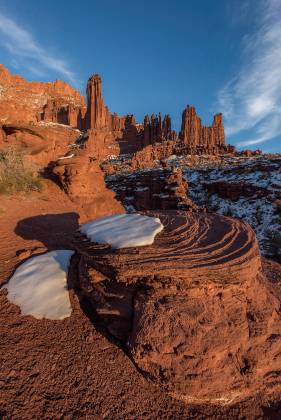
[58, 154, 74, 160]
[80, 213, 164, 249]
[4, 250, 74, 320]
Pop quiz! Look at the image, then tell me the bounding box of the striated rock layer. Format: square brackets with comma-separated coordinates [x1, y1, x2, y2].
[74, 210, 281, 404]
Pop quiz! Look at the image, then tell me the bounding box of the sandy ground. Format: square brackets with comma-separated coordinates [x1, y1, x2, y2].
[0, 180, 280, 419]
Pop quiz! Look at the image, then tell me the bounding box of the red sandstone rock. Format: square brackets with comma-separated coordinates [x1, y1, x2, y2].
[238, 149, 263, 157]
[0, 64, 85, 128]
[85, 74, 109, 130]
[0, 125, 5, 144]
[74, 210, 281, 404]
[108, 168, 198, 212]
[131, 142, 175, 169]
[0, 65, 236, 161]
[40, 98, 86, 130]
[143, 113, 176, 147]
[0, 123, 80, 168]
[53, 144, 124, 220]
[179, 106, 227, 154]
[205, 181, 269, 200]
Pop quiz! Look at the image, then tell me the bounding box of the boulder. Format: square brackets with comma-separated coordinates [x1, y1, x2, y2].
[74, 210, 281, 403]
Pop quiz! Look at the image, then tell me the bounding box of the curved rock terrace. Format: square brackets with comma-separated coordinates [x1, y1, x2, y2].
[75, 210, 281, 404]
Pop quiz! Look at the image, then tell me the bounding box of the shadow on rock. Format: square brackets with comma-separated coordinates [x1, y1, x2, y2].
[15, 212, 80, 251]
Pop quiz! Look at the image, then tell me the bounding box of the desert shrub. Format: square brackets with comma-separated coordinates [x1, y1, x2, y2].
[0, 148, 42, 194]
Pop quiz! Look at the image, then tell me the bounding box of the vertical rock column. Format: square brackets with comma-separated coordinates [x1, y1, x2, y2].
[179, 106, 225, 154]
[211, 113, 225, 147]
[179, 106, 202, 150]
[86, 74, 108, 129]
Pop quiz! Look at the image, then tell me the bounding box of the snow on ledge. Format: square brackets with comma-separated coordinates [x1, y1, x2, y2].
[4, 250, 74, 320]
[80, 213, 164, 249]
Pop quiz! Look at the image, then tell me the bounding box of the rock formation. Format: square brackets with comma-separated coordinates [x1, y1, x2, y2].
[179, 106, 227, 154]
[85, 74, 110, 130]
[0, 122, 80, 168]
[107, 168, 198, 212]
[40, 98, 86, 129]
[0, 64, 235, 159]
[74, 210, 281, 403]
[53, 141, 124, 220]
[205, 181, 269, 200]
[143, 114, 177, 146]
[0, 64, 86, 127]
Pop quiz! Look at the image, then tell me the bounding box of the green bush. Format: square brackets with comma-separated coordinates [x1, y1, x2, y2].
[0, 148, 42, 195]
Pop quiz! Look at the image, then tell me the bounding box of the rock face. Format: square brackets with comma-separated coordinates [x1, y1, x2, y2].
[0, 64, 86, 127]
[74, 210, 281, 403]
[0, 122, 80, 168]
[107, 168, 199, 212]
[40, 98, 86, 129]
[205, 181, 269, 200]
[179, 106, 226, 154]
[53, 140, 125, 220]
[143, 114, 177, 147]
[0, 64, 235, 158]
[85, 74, 111, 130]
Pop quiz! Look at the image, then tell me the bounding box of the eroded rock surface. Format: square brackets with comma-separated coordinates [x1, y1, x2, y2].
[73, 210, 281, 404]
[0, 122, 80, 168]
[0, 64, 85, 128]
[107, 168, 199, 212]
[53, 143, 124, 220]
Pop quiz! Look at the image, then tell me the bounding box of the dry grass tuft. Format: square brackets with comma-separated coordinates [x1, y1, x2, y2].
[0, 148, 42, 195]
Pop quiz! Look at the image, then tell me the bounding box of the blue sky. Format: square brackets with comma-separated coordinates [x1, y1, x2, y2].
[0, 0, 280, 152]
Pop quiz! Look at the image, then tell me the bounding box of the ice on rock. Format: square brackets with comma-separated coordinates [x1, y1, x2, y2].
[80, 213, 164, 249]
[4, 250, 74, 320]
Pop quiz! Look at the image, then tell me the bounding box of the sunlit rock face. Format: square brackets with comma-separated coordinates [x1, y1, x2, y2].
[73, 210, 281, 404]
[0, 64, 85, 127]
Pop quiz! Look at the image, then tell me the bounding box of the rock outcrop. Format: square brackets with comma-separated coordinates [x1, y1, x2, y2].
[40, 98, 86, 129]
[107, 168, 199, 212]
[0, 64, 86, 128]
[0, 64, 235, 159]
[74, 210, 281, 403]
[143, 114, 177, 147]
[205, 181, 269, 201]
[179, 106, 227, 154]
[85, 74, 111, 130]
[53, 141, 124, 220]
[0, 122, 80, 168]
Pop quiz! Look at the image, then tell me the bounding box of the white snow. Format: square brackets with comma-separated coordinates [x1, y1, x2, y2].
[58, 154, 74, 160]
[4, 250, 74, 320]
[183, 156, 281, 254]
[80, 213, 164, 249]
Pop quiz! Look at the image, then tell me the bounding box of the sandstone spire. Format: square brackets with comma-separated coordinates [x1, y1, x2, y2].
[86, 74, 109, 129]
[179, 105, 225, 152]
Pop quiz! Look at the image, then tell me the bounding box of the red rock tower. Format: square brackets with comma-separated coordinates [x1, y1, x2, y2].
[211, 113, 225, 146]
[179, 105, 225, 153]
[179, 106, 202, 147]
[86, 74, 109, 129]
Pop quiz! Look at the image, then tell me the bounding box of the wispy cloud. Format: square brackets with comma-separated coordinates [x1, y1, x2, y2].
[0, 13, 78, 86]
[217, 0, 281, 147]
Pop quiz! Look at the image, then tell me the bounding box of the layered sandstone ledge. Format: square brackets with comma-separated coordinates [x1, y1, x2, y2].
[73, 211, 281, 404]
